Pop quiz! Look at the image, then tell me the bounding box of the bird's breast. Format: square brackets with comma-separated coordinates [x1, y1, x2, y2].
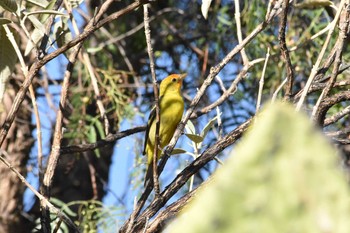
[158, 94, 184, 144]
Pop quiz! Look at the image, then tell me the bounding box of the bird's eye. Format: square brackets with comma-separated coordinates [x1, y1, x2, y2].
[172, 78, 177, 82]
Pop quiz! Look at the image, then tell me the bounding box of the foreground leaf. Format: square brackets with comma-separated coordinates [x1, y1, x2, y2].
[167, 102, 350, 233]
[0, 26, 17, 109]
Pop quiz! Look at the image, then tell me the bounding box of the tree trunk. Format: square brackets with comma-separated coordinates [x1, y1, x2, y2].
[0, 85, 34, 233]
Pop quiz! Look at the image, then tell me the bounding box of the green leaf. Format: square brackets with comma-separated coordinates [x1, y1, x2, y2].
[28, 10, 67, 17]
[68, 0, 84, 8]
[50, 198, 77, 217]
[185, 133, 203, 143]
[200, 113, 221, 138]
[168, 102, 350, 233]
[185, 120, 196, 134]
[295, 0, 332, 8]
[201, 0, 212, 19]
[54, 17, 72, 49]
[94, 118, 105, 139]
[24, 15, 46, 55]
[28, 14, 47, 33]
[24, 28, 43, 56]
[0, 18, 12, 25]
[0, 0, 17, 12]
[88, 126, 100, 157]
[0, 26, 17, 103]
[87, 47, 103, 54]
[24, 9, 68, 55]
[88, 126, 97, 144]
[171, 148, 187, 155]
[26, 0, 49, 8]
[217, 14, 232, 26]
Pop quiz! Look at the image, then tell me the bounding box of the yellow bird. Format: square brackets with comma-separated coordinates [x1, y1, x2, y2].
[143, 73, 186, 185]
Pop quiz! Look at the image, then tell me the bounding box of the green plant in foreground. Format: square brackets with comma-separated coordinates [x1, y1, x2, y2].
[167, 102, 350, 233]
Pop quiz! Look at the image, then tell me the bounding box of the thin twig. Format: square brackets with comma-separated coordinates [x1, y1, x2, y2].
[60, 126, 145, 154]
[256, 48, 270, 111]
[29, 84, 44, 179]
[314, 90, 350, 125]
[53, 219, 63, 233]
[234, 0, 249, 65]
[201, 43, 209, 77]
[325, 127, 350, 137]
[278, 0, 294, 100]
[332, 137, 350, 145]
[272, 78, 288, 102]
[216, 106, 223, 141]
[115, 41, 135, 73]
[324, 105, 350, 126]
[214, 75, 227, 92]
[143, 4, 161, 196]
[84, 153, 98, 199]
[82, 52, 111, 135]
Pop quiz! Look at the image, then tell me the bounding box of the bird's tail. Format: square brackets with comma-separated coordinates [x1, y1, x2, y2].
[144, 161, 154, 187]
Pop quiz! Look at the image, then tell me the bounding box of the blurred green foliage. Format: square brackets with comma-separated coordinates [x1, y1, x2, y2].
[32, 199, 123, 233]
[167, 102, 350, 233]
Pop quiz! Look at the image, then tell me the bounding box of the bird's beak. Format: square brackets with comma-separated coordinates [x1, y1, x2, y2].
[177, 73, 187, 89]
[179, 73, 187, 80]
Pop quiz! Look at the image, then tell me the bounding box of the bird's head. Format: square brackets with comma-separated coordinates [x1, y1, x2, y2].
[159, 73, 187, 96]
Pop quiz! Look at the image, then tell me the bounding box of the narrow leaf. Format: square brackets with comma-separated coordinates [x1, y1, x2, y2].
[0, 0, 17, 12]
[50, 198, 77, 217]
[185, 133, 204, 143]
[0, 26, 17, 105]
[24, 28, 44, 56]
[0, 18, 12, 25]
[54, 17, 72, 48]
[200, 113, 221, 138]
[185, 120, 196, 134]
[295, 0, 332, 8]
[94, 119, 105, 139]
[26, 0, 49, 8]
[171, 148, 187, 155]
[201, 0, 212, 20]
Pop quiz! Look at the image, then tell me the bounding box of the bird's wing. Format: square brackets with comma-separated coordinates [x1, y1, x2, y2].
[142, 98, 159, 155]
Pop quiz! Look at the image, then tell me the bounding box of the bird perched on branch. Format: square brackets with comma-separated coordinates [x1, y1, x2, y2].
[143, 73, 186, 186]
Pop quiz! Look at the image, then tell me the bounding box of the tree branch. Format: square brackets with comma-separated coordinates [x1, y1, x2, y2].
[278, 0, 294, 100]
[314, 91, 350, 125]
[143, 3, 161, 196]
[145, 187, 198, 233]
[60, 126, 146, 154]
